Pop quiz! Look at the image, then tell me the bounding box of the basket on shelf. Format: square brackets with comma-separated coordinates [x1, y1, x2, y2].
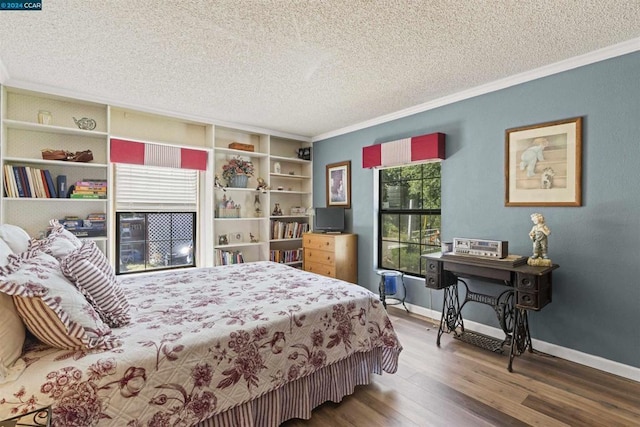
[228, 174, 249, 188]
[216, 208, 240, 218]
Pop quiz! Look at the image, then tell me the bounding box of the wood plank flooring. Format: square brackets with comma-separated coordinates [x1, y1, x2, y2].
[282, 308, 640, 427]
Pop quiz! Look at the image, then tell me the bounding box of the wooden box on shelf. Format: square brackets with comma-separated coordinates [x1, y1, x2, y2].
[216, 208, 240, 218]
[228, 142, 254, 152]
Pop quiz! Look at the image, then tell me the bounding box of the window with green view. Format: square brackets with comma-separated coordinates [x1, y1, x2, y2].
[378, 162, 441, 277]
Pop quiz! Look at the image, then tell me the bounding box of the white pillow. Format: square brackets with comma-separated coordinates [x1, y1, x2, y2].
[0, 293, 26, 383]
[0, 224, 31, 254]
[29, 219, 82, 259]
[0, 249, 119, 350]
[0, 238, 14, 267]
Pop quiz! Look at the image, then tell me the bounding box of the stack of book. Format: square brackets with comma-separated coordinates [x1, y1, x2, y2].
[270, 248, 303, 264]
[70, 180, 107, 199]
[269, 220, 309, 240]
[55, 213, 107, 237]
[3, 165, 57, 198]
[216, 249, 244, 265]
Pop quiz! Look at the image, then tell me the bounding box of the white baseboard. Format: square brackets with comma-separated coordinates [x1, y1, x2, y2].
[394, 302, 640, 383]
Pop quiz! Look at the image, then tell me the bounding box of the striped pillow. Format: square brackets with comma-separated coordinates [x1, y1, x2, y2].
[60, 240, 131, 328]
[0, 250, 118, 351]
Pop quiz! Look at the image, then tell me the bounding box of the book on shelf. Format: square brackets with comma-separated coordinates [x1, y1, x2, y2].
[3, 165, 61, 198]
[270, 248, 303, 263]
[269, 220, 310, 240]
[12, 166, 25, 197]
[43, 169, 57, 198]
[70, 193, 106, 199]
[25, 166, 38, 197]
[215, 249, 245, 265]
[57, 175, 67, 198]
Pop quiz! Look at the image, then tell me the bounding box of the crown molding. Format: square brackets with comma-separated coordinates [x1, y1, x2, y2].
[313, 37, 640, 142]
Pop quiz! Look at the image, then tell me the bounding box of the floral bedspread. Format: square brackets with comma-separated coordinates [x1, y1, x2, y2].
[0, 262, 402, 426]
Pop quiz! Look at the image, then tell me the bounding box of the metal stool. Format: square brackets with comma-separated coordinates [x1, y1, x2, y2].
[377, 270, 408, 311]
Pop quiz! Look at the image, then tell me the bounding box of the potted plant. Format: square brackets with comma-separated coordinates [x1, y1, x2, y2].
[222, 156, 254, 188]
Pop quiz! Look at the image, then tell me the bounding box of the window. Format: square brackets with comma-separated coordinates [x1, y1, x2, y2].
[114, 163, 198, 274]
[116, 212, 195, 274]
[378, 162, 441, 277]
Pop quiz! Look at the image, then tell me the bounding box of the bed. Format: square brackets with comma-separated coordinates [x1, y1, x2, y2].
[0, 254, 402, 426]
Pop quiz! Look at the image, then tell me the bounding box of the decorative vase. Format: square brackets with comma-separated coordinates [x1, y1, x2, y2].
[38, 110, 52, 125]
[228, 174, 249, 188]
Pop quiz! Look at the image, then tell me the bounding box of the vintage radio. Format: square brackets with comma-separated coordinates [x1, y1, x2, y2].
[452, 238, 508, 259]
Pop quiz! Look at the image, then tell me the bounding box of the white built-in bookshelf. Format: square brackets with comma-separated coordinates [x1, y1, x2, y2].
[0, 86, 312, 268]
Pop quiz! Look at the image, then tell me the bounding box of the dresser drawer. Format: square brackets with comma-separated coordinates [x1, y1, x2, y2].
[303, 234, 336, 251]
[304, 249, 334, 266]
[304, 261, 336, 278]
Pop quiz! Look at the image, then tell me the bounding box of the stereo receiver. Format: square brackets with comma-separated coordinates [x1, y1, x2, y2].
[452, 238, 508, 259]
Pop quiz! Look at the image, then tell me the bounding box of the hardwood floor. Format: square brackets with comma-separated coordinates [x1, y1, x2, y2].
[282, 308, 640, 427]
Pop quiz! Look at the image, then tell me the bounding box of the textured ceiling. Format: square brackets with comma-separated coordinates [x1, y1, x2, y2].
[0, 1, 639, 139]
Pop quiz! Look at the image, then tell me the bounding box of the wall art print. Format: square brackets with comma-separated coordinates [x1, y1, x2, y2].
[505, 117, 582, 207]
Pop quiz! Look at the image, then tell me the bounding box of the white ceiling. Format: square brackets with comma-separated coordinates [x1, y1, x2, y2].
[0, 1, 638, 140]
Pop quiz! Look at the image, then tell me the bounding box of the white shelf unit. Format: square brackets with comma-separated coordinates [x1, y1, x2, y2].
[0, 87, 109, 251]
[213, 127, 270, 264]
[213, 131, 312, 266]
[267, 137, 312, 267]
[0, 85, 312, 268]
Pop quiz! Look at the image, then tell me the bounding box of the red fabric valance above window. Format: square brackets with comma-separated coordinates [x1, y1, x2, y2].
[110, 138, 208, 171]
[362, 132, 445, 168]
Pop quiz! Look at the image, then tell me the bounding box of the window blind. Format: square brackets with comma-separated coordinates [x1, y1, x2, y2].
[115, 164, 198, 211]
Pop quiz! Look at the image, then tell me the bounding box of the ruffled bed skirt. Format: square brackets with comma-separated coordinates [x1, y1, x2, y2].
[197, 348, 385, 427]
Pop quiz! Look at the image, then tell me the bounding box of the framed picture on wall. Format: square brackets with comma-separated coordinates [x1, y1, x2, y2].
[326, 160, 351, 209]
[505, 117, 582, 207]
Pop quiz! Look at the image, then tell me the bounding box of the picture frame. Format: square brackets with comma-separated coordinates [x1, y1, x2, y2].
[505, 117, 582, 207]
[326, 161, 351, 208]
[229, 231, 244, 243]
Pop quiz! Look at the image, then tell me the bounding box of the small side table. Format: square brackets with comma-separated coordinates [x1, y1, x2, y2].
[377, 270, 408, 312]
[0, 406, 51, 427]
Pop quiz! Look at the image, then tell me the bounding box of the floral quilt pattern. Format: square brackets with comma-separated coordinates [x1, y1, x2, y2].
[0, 262, 402, 426]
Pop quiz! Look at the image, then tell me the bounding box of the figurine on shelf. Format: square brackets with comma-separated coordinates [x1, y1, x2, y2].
[527, 213, 552, 266]
[250, 233, 258, 243]
[214, 174, 226, 192]
[272, 203, 283, 216]
[254, 194, 262, 216]
[256, 177, 270, 193]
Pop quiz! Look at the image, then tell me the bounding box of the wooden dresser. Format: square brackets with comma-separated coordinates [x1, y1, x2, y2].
[303, 233, 358, 283]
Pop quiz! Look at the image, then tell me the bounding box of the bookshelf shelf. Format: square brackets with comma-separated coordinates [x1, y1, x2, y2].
[1, 86, 313, 269]
[1, 87, 109, 243]
[4, 157, 108, 168]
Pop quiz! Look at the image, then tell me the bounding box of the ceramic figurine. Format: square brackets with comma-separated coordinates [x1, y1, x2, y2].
[73, 117, 97, 130]
[215, 174, 226, 191]
[256, 177, 269, 193]
[527, 213, 552, 266]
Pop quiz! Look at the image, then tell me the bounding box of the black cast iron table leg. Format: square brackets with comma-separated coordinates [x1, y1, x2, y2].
[437, 281, 464, 346]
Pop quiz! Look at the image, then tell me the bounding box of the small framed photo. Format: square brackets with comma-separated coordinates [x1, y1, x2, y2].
[505, 117, 582, 207]
[326, 161, 351, 208]
[229, 231, 244, 243]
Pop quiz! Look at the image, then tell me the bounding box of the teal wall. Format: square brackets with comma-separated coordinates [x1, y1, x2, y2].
[313, 51, 640, 368]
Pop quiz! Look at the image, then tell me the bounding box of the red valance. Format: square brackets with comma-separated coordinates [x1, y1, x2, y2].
[362, 132, 445, 168]
[110, 139, 208, 171]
